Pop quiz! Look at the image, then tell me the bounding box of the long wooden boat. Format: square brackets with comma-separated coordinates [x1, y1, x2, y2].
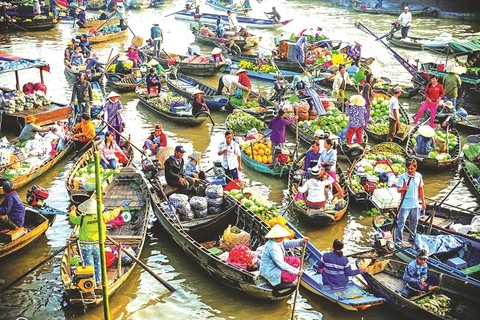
[104, 53, 147, 92]
[406, 125, 461, 170]
[448, 115, 480, 134]
[148, 182, 297, 300]
[64, 61, 104, 82]
[362, 259, 478, 320]
[149, 53, 229, 76]
[65, 138, 134, 204]
[127, 0, 151, 9]
[224, 53, 304, 73]
[288, 122, 367, 161]
[227, 91, 277, 122]
[0, 208, 55, 261]
[460, 157, 480, 201]
[0, 139, 74, 195]
[175, 11, 292, 29]
[88, 28, 129, 44]
[84, 17, 120, 28]
[192, 27, 260, 51]
[241, 149, 291, 177]
[136, 87, 209, 126]
[347, 142, 408, 202]
[287, 222, 385, 310]
[365, 99, 411, 143]
[352, 6, 426, 16]
[61, 168, 150, 310]
[205, 0, 248, 15]
[287, 154, 349, 226]
[86, 2, 107, 10]
[0, 16, 59, 32]
[165, 72, 228, 110]
[225, 63, 298, 82]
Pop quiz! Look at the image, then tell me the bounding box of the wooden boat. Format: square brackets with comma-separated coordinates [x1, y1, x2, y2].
[387, 35, 477, 55]
[0, 16, 59, 32]
[83, 17, 120, 29]
[175, 11, 292, 29]
[64, 61, 104, 82]
[362, 259, 478, 320]
[365, 98, 411, 143]
[460, 156, 480, 201]
[225, 63, 298, 82]
[136, 86, 209, 126]
[287, 154, 349, 226]
[205, 0, 248, 15]
[0, 139, 74, 195]
[148, 183, 297, 300]
[352, 6, 426, 16]
[0, 208, 55, 261]
[287, 222, 385, 310]
[86, 2, 107, 10]
[104, 53, 147, 92]
[127, 0, 151, 9]
[347, 142, 408, 202]
[224, 53, 304, 73]
[241, 149, 291, 177]
[227, 91, 277, 122]
[65, 138, 134, 204]
[192, 26, 260, 51]
[148, 52, 229, 77]
[288, 122, 367, 161]
[448, 115, 480, 134]
[88, 28, 129, 44]
[406, 125, 461, 170]
[165, 73, 228, 110]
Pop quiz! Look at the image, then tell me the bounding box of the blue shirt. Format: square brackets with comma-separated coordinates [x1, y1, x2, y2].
[415, 135, 435, 155]
[151, 25, 162, 40]
[317, 251, 360, 287]
[259, 239, 303, 286]
[403, 259, 428, 283]
[397, 172, 423, 209]
[185, 160, 199, 177]
[320, 148, 337, 172]
[0, 191, 25, 227]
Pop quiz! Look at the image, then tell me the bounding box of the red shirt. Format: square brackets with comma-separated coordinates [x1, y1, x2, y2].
[424, 83, 444, 102]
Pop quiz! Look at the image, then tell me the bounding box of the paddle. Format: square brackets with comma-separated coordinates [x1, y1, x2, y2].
[0, 244, 67, 294]
[98, 118, 147, 157]
[290, 242, 306, 320]
[425, 197, 480, 215]
[425, 177, 464, 235]
[164, 9, 186, 18]
[99, 48, 114, 82]
[95, 9, 116, 31]
[106, 235, 176, 292]
[196, 110, 215, 126]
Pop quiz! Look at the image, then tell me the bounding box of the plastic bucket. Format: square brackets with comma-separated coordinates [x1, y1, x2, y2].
[105, 248, 115, 267]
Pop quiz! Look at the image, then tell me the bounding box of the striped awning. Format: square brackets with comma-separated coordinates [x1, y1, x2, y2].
[0, 52, 50, 74]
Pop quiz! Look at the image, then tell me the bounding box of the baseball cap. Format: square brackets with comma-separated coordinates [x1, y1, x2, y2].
[175, 145, 186, 153]
[417, 249, 428, 259]
[393, 86, 404, 93]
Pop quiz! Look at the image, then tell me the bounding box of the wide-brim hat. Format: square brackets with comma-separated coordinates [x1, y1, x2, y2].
[191, 89, 205, 97]
[236, 68, 248, 75]
[25, 115, 36, 123]
[211, 47, 222, 55]
[128, 44, 136, 50]
[78, 198, 104, 215]
[117, 55, 128, 61]
[350, 94, 366, 106]
[443, 100, 454, 109]
[418, 125, 435, 138]
[107, 91, 121, 99]
[311, 167, 320, 176]
[265, 224, 292, 239]
[148, 59, 159, 66]
[189, 151, 201, 163]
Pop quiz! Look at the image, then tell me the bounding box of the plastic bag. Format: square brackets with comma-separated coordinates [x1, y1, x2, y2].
[281, 256, 301, 283]
[190, 196, 208, 211]
[208, 206, 223, 215]
[228, 245, 253, 265]
[121, 247, 137, 266]
[207, 197, 224, 208]
[219, 225, 251, 251]
[194, 208, 208, 218]
[205, 184, 223, 199]
[168, 193, 189, 207]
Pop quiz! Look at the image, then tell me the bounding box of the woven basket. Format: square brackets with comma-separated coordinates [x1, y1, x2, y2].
[156, 147, 175, 169]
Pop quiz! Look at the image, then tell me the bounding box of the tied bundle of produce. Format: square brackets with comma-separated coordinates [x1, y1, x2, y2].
[189, 196, 208, 218]
[415, 294, 451, 317]
[294, 102, 309, 121]
[227, 245, 253, 270]
[169, 193, 194, 221]
[281, 256, 301, 283]
[219, 225, 251, 251]
[462, 143, 480, 162]
[205, 184, 224, 214]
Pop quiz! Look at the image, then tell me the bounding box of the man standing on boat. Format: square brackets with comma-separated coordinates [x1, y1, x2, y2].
[227, 10, 239, 31]
[71, 73, 93, 119]
[0, 180, 25, 231]
[443, 66, 462, 107]
[265, 7, 281, 23]
[387, 86, 402, 142]
[218, 130, 242, 181]
[151, 22, 163, 58]
[396, 6, 412, 39]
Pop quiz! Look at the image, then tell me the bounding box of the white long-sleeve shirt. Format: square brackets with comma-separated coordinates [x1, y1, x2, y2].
[397, 11, 412, 27]
[332, 71, 355, 94]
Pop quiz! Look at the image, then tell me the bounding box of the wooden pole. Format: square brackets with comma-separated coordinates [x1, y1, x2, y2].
[40, 68, 44, 84]
[99, 48, 114, 82]
[290, 242, 306, 320]
[94, 151, 110, 320]
[15, 70, 20, 91]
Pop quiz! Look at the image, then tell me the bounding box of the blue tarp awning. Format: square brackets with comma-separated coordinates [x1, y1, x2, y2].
[0, 52, 50, 74]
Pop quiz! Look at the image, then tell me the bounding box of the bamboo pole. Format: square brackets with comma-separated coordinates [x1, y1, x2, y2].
[290, 242, 307, 320]
[94, 151, 110, 319]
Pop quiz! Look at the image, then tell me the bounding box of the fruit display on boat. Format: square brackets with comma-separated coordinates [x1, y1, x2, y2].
[225, 111, 266, 134]
[367, 96, 409, 136]
[145, 92, 187, 112]
[240, 138, 280, 165]
[298, 108, 348, 136]
[410, 131, 458, 161]
[238, 60, 276, 73]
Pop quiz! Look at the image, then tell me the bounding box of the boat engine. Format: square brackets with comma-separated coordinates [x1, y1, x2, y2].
[26, 185, 49, 208]
[73, 265, 95, 293]
[141, 158, 158, 180]
[372, 231, 395, 253]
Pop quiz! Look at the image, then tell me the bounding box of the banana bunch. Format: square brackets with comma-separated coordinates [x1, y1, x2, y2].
[258, 64, 275, 73]
[238, 60, 255, 71]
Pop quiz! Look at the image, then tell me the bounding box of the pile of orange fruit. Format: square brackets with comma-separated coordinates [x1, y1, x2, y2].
[243, 140, 273, 165]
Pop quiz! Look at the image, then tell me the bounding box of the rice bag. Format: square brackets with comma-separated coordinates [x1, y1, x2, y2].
[205, 184, 223, 199]
[207, 196, 224, 208]
[208, 206, 223, 215]
[189, 196, 208, 211]
[194, 208, 208, 218]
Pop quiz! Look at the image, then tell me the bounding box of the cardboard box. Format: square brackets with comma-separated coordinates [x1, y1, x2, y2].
[446, 257, 467, 270]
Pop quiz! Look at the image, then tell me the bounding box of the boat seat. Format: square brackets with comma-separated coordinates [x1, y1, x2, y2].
[164, 185, 180, 197]
[0, 227, 26, 243]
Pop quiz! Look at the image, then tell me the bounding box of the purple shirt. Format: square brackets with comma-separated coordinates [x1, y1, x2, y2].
[303, 150, 321, 171]
[345, 105, 367, 128]
[268, 116, 296, 143]
[0, 191, 25, 227]
[102, 100, 123, 127]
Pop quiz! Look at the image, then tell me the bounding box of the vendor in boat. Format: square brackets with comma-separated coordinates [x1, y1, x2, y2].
[69, 199, 124, 287]
[218, 130, 242, 180]
[191, 89, 210, 115]
[126, 44, 141, 68]
[71, 72, 93, 117]
[396, 6, 412, 40]
[76, 6, 87, 28]
[211, 47, 225, 65]
[295, 32, 309, 65]
[320, 138, 338, 182]
[269, 109, 296, 167]
[72, 113, 96, 144]
[116, 2, 126, 29]
[79, 34, 91, 57]
[70, 46, 85, 66]
[215, 71, 250, 100]
[443, 66, 462, 107]
[277, 37, 289, 59]
[18, 115, 53, 143]
[97, 91, 124, 145]
[395, 159, 426, 245]
[297, 167, 332, 210]
[143, 124, 167, 156]
[303, 141, 321, 174]
[145, 67, 162, 98]
[345, 95, 367, 145]
[85, 53, 104, 78]
[259, 224, 308, 288]
[215, 15, 223, 38]
[115, 55, 131, 75]
[165, 145, 197, 193]
[402, 249, 439, 297]
[266, 7, 281, 23]
[412, 75, 444, 129]
[64, 41, 74, 62]
[147, 59, 164, 77]
[332, 65, 356, 104]
[316, 239, 367, 287]
[99, 10, 108, 20]
[415, 125, 436, 156]
[437, 100, 458, 129]
[388, 86, 402, 142]
[227, 10, 239, 31]
[0, 180, 25, 231]
[98, 131, 126, 169]
[361, 73, 375, 124]
[185, 151, 206, 179]
[227, 39, 242, 56]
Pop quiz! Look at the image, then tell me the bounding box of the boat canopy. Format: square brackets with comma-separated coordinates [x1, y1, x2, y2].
[0, 52, 50, 74]
[446, 37, 480, 55]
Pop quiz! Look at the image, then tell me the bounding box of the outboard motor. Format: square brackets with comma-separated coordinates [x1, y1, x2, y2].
[142, 158, 158, 180]
[26, 185, 49, 208]
[212, 161, 225, 178]
[372, 231, 395, 253]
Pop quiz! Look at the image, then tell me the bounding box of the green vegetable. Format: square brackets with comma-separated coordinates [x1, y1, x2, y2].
[465, 162, 480, 179]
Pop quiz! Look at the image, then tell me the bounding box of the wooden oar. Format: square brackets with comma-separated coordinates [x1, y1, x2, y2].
[290, 242, 307, 320]
[99, 118, 147, 157]
[106, 235, 176, 292]
[99, 48, 114, 82]
[164, 9, 186, 18]
[196, 110, 215, 126]
[96, 10, 116, 31]
[425, 197, 480, 215]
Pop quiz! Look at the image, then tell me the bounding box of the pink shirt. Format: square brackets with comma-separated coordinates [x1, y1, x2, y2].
[99, 141, 123, 161]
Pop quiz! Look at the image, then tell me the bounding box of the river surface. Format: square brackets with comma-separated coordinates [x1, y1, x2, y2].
[1, 1, 480, 319]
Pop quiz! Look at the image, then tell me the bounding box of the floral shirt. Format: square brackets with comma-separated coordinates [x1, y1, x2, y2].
[345, 105, 367, 128]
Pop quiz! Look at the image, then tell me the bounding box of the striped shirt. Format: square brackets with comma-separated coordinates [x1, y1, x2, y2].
[317, 251, 360, 287]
